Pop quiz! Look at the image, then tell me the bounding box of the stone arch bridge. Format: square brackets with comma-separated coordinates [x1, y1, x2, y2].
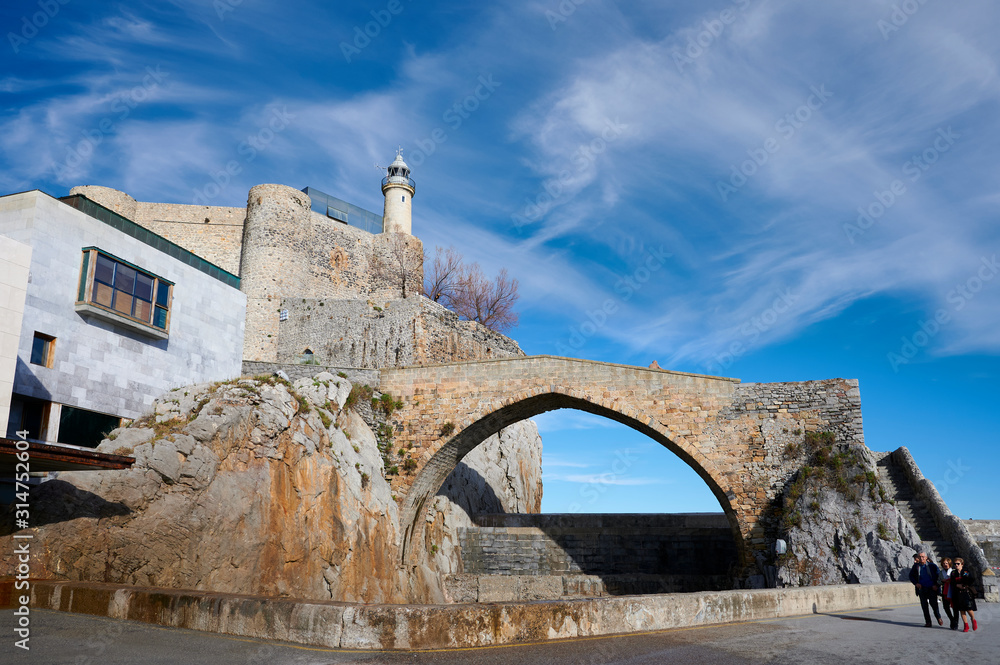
[380, 356, 864, 573]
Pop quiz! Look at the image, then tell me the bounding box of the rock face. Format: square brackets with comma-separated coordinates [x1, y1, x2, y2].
[775, 434, 920, 586]
[0, 373, 542, 603]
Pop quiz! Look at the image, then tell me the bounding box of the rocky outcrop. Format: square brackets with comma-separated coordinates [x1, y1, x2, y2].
[775, 434, 920, 586]
[1, 372, 543, 603]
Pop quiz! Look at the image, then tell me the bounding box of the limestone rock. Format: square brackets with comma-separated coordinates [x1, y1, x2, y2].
[0, 376, 404, 602]
[147, 439, 182, 484]
[96, 427, 154, 454]
[0, 373, 543, 605]
[776, 445, 918, 587]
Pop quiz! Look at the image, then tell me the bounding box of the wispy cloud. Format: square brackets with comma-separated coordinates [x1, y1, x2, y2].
[546, 473, 667, 486]
[505, 0, 1000, 363]
[542, 456, 590, 468]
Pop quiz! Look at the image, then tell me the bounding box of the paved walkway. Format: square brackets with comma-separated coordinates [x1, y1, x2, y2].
[2, 603, 996, 664]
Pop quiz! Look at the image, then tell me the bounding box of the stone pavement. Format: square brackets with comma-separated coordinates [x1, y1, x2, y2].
[3, 602, 995, 664]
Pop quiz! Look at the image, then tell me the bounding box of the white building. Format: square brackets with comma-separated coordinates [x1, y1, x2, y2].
[0, 190, 246, 449]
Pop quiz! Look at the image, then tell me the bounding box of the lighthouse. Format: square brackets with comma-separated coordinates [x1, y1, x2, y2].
[381, 150, 415, 234]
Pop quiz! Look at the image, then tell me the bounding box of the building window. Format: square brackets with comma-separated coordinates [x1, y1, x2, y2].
[58, 405, 122, 449]
[76, 248, 173, 337]
[6, 396, 50, 442]
[30, 332, 55, 368]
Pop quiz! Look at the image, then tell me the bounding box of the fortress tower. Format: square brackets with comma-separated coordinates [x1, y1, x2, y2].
[381, 150, 415, 234]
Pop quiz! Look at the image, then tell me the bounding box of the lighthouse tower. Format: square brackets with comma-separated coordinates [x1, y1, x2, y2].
[381, 150, 415, 234]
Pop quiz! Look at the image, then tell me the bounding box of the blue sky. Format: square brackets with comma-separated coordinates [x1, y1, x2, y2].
[2, 1, 998, 518]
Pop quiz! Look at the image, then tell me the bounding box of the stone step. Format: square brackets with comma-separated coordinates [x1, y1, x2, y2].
[896, 512, 941, 528]
[876, 456, 960, 560]
[897, 512, 940, 525]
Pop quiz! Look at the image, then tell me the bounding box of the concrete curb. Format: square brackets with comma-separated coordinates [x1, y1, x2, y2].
[2, 580, 917, 650]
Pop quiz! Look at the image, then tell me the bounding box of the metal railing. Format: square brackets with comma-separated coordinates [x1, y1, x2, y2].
[381, 175, 416, 193]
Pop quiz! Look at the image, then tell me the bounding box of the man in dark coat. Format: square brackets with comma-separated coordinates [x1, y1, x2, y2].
[909, 551, 943, 627]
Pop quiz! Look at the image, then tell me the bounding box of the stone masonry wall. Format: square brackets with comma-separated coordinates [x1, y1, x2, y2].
[966, 519, 1000, 571]
[303, 211, 423, 301]
[69, 185, 137, 220]
[69, 186, 245, 275]
[274, 297, 522, 368]
[239, 184, 314, 363]
[240, 360, 379, 387]
[719, 379, 866, 545]
[965, 520, 1000, 537]
[458, 514, 737, 577]
[133, 201, 245, 275]
[239, 185, 423, 362]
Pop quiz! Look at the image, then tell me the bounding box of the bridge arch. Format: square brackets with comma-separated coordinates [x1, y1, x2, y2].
[398, 386, 746, 568]
[382, 355, 866, 583]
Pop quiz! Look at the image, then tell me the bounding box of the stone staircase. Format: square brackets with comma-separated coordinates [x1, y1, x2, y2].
[877, 455, 957, 564]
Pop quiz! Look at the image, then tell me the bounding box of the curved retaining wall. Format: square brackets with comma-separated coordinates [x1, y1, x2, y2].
[2, 579, 916, 650]
[892, 446, 996, 597]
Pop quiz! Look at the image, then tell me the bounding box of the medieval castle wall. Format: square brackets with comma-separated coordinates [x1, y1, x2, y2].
[67, 179, 521, 378]
[133, 202, 245, 275]
[69, 185, 245, 275]
[238, 184, 423, 362]
[275, 297, 522, 368]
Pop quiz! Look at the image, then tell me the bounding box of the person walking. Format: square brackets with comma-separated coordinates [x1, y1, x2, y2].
[939, 557, 958, 630]
[909, 551, 943, 627]
[950, 558, 978, 632]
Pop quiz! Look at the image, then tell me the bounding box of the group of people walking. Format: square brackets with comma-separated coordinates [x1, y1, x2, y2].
[909, 551, 979, 632]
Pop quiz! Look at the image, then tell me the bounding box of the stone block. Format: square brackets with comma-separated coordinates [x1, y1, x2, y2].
[517, 575, 562, 600]
[477, 576, 519, 602]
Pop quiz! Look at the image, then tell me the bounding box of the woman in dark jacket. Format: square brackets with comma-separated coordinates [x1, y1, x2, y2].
[939, 557, 958, 630]
[950, 558, 978, 632]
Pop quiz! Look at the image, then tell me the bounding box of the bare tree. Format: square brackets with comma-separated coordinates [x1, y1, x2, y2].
[372, 234, 420, 298]
[423, 246, 520, 333]
[423, 245, 464, 307]
[453, 265, 519, 332]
